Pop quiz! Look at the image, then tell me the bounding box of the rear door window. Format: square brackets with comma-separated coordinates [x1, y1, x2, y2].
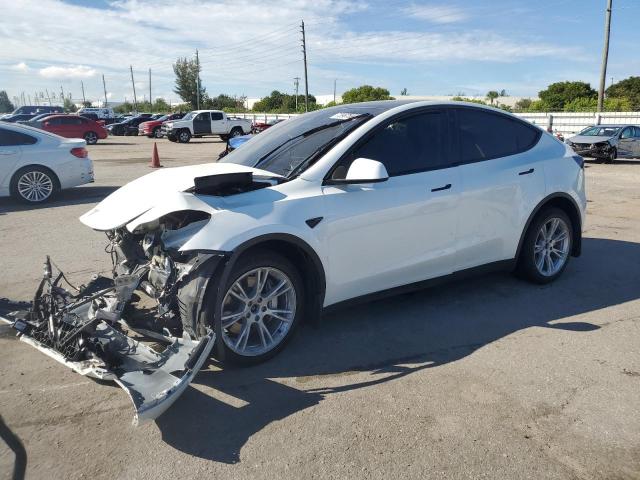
[454, 108, 540, 163]
[211, 112, 223, 121]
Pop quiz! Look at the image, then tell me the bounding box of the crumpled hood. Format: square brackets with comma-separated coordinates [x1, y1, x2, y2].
[80, 162, 282, 231]
[568, 135, 612, 144]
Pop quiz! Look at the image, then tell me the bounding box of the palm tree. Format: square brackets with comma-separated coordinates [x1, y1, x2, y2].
[486, 91, 500, 105]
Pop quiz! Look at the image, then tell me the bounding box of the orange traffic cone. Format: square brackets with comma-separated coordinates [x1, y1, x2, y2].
[150, 142, 162, 168]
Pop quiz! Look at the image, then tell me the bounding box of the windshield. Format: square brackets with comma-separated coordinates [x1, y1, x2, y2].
[156, 115, 168, 122]
[181, 111, 196, 121]
[579, 126, 621, 136]
[219, 101, 410, 177]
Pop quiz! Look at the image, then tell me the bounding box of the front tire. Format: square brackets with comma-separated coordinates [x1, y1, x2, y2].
[517, 208, 573, 284]
[153, 127, 162, 139]
[604, 147, 616, 164]
[210, 250, 304, 365]
[178, 129, 191, 143]
[10, 166, 59, 204]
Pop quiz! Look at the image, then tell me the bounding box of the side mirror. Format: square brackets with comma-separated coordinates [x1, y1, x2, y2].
[329, 158, 389, 185]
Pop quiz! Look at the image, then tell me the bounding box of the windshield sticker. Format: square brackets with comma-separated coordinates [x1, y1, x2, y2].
[329, 112, 361, 120]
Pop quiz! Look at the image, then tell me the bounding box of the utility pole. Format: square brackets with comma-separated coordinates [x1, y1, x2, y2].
[195, 49, 201, 110]
[81, 81, 86, 105]
[60, 85, 65, 104]
[45, 89, 51, 105]
[149, 68, 152, 111]
[130, 65, 138, 112]
[597, 0, 613, 112]
[28, 94, 31, 105]
[34, 92, 39, 105]
[294, 77, 300, 110]
[301, 20, 309, 112]
[333, 79, 337, 103]
[102, 74, 108, 107]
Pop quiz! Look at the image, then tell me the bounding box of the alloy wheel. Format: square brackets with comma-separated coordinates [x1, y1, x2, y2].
[17, 170, 54, 202]
[221, 267, 296, 356]
[85, 132, 98, 144]
[534, 217, 570, 276]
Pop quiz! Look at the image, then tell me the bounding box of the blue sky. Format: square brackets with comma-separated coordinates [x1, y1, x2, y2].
[1, 0, 639, 105]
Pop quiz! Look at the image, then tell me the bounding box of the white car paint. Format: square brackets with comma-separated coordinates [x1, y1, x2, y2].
[0, 122, 94, 197]
[79, 101, 586, 308]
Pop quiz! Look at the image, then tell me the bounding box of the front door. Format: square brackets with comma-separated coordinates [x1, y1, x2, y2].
[193, 112, 212, 135]
[321, 109, 460, 306]
[618, 127, 637, 158]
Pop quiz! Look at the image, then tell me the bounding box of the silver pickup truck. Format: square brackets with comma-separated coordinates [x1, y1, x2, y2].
[162, 110, 252, 143]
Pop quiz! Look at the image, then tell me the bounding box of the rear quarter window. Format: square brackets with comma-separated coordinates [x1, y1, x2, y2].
[456, 108, 540, 163]
[0, 128, 38, 146]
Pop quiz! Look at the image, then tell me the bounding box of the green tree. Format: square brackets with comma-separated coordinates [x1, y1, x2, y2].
[252, 90, 317, 113]
[172, 57, 206, 110]
[63, 97, 77, 112]
[0, 90, 15, 113]
[204, 94, 246, 111]
[605, 76, 640, 110]
[564, 96, 631, 112]
[538, 81, 596, 111]
[486, 90, 499, 105]
[341, 85, 393, 103]
[513, 98, 533, 111]
[499, 89, 507, 96]
[113, 101, 135, 114]
[400, 88, 409, 96]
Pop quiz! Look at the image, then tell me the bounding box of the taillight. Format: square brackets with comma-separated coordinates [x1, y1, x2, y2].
[71, 147, 88, 158]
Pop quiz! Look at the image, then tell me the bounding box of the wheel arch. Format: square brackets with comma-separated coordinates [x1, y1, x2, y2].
[229, 233, 326, 325]
[515, 192, 582, 260]
[11, 163, 61, 190]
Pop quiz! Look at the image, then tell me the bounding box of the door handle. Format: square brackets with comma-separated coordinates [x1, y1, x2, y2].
[518, 168, 534, 175]
[431, 184, 451, 192]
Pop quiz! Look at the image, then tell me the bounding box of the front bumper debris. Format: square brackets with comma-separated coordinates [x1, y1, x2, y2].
[0, 257, 216, 425]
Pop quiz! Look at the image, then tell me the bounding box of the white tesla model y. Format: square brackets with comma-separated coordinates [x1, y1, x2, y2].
[5, 101, 586, 423]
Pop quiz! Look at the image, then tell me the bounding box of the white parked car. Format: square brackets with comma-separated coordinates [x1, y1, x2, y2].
[162, 110, 252, 143]
[3, 101, 586, 424]
[0, 122, 94, 203]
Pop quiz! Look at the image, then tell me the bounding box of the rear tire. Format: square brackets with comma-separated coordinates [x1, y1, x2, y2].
[10, 166, 60, 204]
[229, 127, 243, 138]
[83, 131, 98, 145]
[517, 208, 573, 284]
[178, 129, 191, 143]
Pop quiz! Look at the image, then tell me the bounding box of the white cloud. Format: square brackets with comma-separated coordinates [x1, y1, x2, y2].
[0, 0, 585, 99]
[38, 65, 97, 79]
[403, 4, 468, 24]
[10, 62, 30, 72]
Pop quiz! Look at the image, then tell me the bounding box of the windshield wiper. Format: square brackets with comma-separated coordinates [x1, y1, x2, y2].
[286, 114, 373, 179]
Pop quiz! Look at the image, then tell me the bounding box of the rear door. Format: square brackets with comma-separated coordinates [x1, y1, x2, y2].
[0, 127, 36, 191]
[193, 112, 212, 134]
[618, 127, 635, 158]
[453, 107, 544, 270]
[210, 111, 226, 134]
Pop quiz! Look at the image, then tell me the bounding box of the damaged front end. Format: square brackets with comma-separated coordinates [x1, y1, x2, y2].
[1, 210, 227, 425]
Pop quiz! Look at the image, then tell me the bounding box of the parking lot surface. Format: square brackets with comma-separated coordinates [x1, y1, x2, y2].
[0, 136, 639, 480]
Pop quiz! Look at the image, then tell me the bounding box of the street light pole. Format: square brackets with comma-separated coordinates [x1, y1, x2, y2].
[597, 0, 613, 112]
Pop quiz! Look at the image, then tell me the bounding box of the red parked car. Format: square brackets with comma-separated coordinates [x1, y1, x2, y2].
[138, 113, 185, 138]
[40, 115, 108, 145]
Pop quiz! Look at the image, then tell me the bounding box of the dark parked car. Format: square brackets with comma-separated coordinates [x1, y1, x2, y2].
[107, 116, 152, 136]
[17, 113, 66, 128]
[11, 105, 63, 115]
[138, 113, 186, 138]
[1, 113, 38, 123]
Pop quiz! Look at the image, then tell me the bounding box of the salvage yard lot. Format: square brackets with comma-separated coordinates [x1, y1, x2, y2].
[1, 135, 639, 479]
